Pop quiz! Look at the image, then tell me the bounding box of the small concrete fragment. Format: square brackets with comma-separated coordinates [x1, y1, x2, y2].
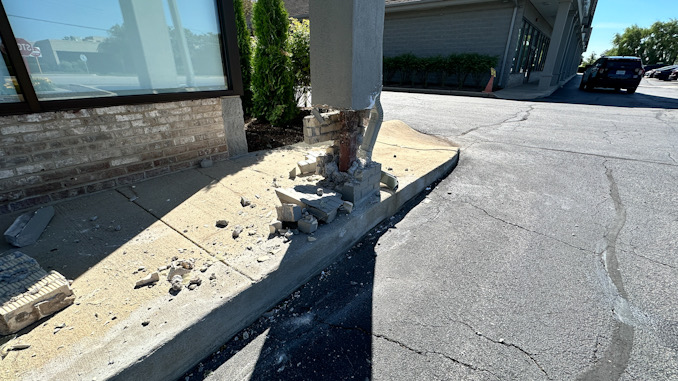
[0, 251, 75, 335]
[289, 166, 298, 180]
[342, 201, 354, 214]
[135, 272, 160, 288]
[298, 216, 318, 234]
[269, 220, 283, 234]
[380, 170, 399, 191]
[240, 196, 251, 207]
[278, 204, 302, 222]
[4, 206, 55, 247]
[166, 259, 194, 280]
[170, 275, 183, 292]
[232, 225, 244, 238]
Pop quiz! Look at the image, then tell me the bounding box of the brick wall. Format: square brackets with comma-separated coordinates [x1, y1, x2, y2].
[303, 110, 343, 145]
[0, 96, 245, 214]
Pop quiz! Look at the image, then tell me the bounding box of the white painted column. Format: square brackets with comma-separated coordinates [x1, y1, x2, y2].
[538, 0, 572, 90]
[119, 0, 178, 90]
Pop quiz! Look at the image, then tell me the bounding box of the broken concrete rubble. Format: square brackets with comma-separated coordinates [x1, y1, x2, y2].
[277, 203, 302, 222]
[269, 220, 283, 234]
[4, 206, 55, 247]
[275, 187, 343, 223]
[135, 272, 160, 288]
[297, 215, 318, 234]
[0, 251, 75, 335]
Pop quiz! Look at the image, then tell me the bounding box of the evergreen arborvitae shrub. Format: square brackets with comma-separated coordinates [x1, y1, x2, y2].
[233, 0, 252, 114]
[251, 0, 297, 125]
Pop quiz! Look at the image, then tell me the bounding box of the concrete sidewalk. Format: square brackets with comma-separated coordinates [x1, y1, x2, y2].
[385, 75, 577, 101]
[0, 120, 459, 381]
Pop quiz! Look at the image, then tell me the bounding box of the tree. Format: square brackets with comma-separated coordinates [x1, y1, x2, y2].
[609, 20, 678, 64]
[582, 52, 598, 66]
[251, 0, 296, 125]
[644, 20, 678, 64]
[233, 0, 253, 113]
[288, 17, 310, 105]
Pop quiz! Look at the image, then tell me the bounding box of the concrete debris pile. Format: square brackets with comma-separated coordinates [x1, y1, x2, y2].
[137, 257, 214, 293]
[0, 251, 75, 335]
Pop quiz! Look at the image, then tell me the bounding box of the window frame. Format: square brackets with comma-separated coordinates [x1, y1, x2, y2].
[0, 0, 243, 116]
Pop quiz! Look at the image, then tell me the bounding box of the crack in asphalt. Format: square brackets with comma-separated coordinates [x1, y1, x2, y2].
[576, 162, 634, 381]
[490, 141, 678, 168]
[628, 248, 677, 270]
[459, 104, 535, 136]
[459, 200, 592, 255]
[319, 321, 500, 380]
[450, 319, 551, 379]
[654, 110, 678, 133]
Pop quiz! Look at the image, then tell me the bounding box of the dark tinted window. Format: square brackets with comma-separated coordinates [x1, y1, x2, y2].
[604, 60, 642, 70]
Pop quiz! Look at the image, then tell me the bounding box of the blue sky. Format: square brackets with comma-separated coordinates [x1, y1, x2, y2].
[585, 0, 678, 57]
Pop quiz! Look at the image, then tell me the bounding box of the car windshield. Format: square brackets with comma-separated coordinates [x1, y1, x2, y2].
[605, 60, 641, 70]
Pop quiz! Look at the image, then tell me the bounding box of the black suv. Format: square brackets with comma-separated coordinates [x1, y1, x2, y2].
[580, 56, 644, 94]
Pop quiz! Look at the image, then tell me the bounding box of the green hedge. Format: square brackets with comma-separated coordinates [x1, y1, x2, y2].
[384, 53, 498, 90]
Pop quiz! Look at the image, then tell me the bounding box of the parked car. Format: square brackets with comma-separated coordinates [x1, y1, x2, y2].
[653, 65, 678, 80]
[669, 69, 678, 81]
[580, 56, 644, 94]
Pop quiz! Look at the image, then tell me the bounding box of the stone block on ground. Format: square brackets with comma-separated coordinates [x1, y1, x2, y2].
[278, 204, 302, 222]
[297, 216, 318, 234]
[0, 251, 74, 335]
[4, 206, 55, 247]
[275, 187, 343, 223]
[297, 160, 317, 175]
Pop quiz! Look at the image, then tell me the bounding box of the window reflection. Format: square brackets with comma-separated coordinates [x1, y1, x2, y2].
[0, 36, 22, 102]
[3, 0, 228, 100]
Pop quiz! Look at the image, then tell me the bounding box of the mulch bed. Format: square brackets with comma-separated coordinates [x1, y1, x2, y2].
[244, 109, 310, 152]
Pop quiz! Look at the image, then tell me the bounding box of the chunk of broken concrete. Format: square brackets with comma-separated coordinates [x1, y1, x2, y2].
[170, 275, 183, 292]
[342, 201, 354, 214]
[275, 187, 343, 223]
[232, 225, 244, 238]
[166, 259, 194, 280]
[298, 216, 318, 234]
[4, 206, 55, 247]
[135, 272, 160, 288]
[0, 251, 74, 335]
[278, 203, 302, 222]
[269, 220, 283, 234]
[240, 196, 251, 207]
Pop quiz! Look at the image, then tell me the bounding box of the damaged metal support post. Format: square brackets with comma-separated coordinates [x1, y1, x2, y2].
[358, 92, 383, 162]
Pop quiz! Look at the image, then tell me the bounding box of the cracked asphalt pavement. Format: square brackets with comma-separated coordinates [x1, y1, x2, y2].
[183, 76, 678, 380]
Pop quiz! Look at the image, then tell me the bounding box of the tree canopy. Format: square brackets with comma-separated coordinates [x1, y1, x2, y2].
[605, 19, 678, 64]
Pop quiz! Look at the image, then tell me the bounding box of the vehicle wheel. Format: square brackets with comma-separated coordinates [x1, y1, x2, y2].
[627, 87, 637, 94]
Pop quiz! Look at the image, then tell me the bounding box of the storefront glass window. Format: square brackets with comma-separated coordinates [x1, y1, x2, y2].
[0, 35, 21, 102]
[2, 0, 228, 100]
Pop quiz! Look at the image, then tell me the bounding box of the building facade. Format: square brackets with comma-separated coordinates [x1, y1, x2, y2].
[384, 0, 596, 90]
[0, 0, 245, 214]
